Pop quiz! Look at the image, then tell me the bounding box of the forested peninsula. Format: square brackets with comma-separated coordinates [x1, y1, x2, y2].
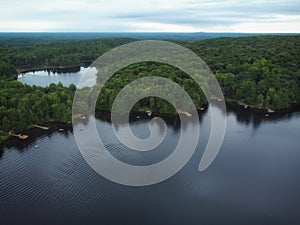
[0, 35, 299, 142]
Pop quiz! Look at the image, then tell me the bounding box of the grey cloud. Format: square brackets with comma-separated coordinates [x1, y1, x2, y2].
[0, 0, 299, 31]
[185, 0, 300, 15]
[112, 3, 300, 28]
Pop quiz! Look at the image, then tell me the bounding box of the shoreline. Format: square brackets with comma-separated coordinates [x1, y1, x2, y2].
[1, 102, 300, 146]
[0, 121, 72, 147]
[3, 65, 299, 145]
[15, 62, 92, 77]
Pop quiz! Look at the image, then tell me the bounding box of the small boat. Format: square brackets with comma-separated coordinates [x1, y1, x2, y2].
[136, 116, 140, 119]
[34, 145, 39, 148]
[267, 108, 275, 113]
[200, 107, 205, 111]
[244, 105, 249, 109]
[217, 98, 223, 102]
[265, 114, 269, 117]
[81, 116, 86, 119]
[58, 128, 64, 132]
[146, 111, 152, 116]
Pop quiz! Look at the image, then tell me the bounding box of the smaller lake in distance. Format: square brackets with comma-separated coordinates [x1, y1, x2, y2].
[18, 67, 97, 87]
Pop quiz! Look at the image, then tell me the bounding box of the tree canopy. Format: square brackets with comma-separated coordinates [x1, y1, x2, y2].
[0, 35, 299, 140]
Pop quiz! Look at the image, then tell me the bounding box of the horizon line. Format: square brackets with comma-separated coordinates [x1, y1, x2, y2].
[0, 31, 299, 34]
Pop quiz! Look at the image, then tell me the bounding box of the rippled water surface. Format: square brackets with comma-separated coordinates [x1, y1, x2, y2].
[1, 105, 300, 225]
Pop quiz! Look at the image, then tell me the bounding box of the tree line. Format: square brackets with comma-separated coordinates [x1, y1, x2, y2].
[0, 35, 300, 140]
[0, 80, 76, 141]
[0, 38, 136, 79]
[187, 36, 300, 109]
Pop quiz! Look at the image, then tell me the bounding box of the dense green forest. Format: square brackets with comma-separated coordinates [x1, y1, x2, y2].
[0, 81, 76, 141]
[94, 62, 206, 114]
[0, 38, 135, 78]
[0, 35, 300, 141]
[188, 36, 300, 109]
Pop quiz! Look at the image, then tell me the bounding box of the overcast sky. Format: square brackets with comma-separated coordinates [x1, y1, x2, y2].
[0, 0, 299, 32]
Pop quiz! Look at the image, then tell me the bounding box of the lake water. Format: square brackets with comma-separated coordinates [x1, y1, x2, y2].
[2, 69, 300, 225]
[18, 67, 97, 87]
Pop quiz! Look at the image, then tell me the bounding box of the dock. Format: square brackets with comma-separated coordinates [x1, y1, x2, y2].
[34, 125, 49, 130]
[11, 134, 29, 140]
[177, 110, 192, 117]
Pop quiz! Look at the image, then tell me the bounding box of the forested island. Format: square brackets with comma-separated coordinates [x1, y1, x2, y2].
[0, 35, 299, 142]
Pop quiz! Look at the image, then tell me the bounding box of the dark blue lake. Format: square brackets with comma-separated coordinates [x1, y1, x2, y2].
[2, 68, 300, 225]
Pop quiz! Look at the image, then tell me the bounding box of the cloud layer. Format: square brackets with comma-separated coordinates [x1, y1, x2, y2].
[0, 0, 299, 32]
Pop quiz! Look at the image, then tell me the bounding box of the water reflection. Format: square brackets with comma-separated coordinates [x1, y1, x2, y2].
[0, 123, 72, 157]
[95, 109, 207, 131]
[1, 104, 300, 156]
[227, 103, 300, 129]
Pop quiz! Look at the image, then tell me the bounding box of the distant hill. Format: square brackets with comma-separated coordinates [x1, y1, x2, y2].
[0, 32, 298, 41]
